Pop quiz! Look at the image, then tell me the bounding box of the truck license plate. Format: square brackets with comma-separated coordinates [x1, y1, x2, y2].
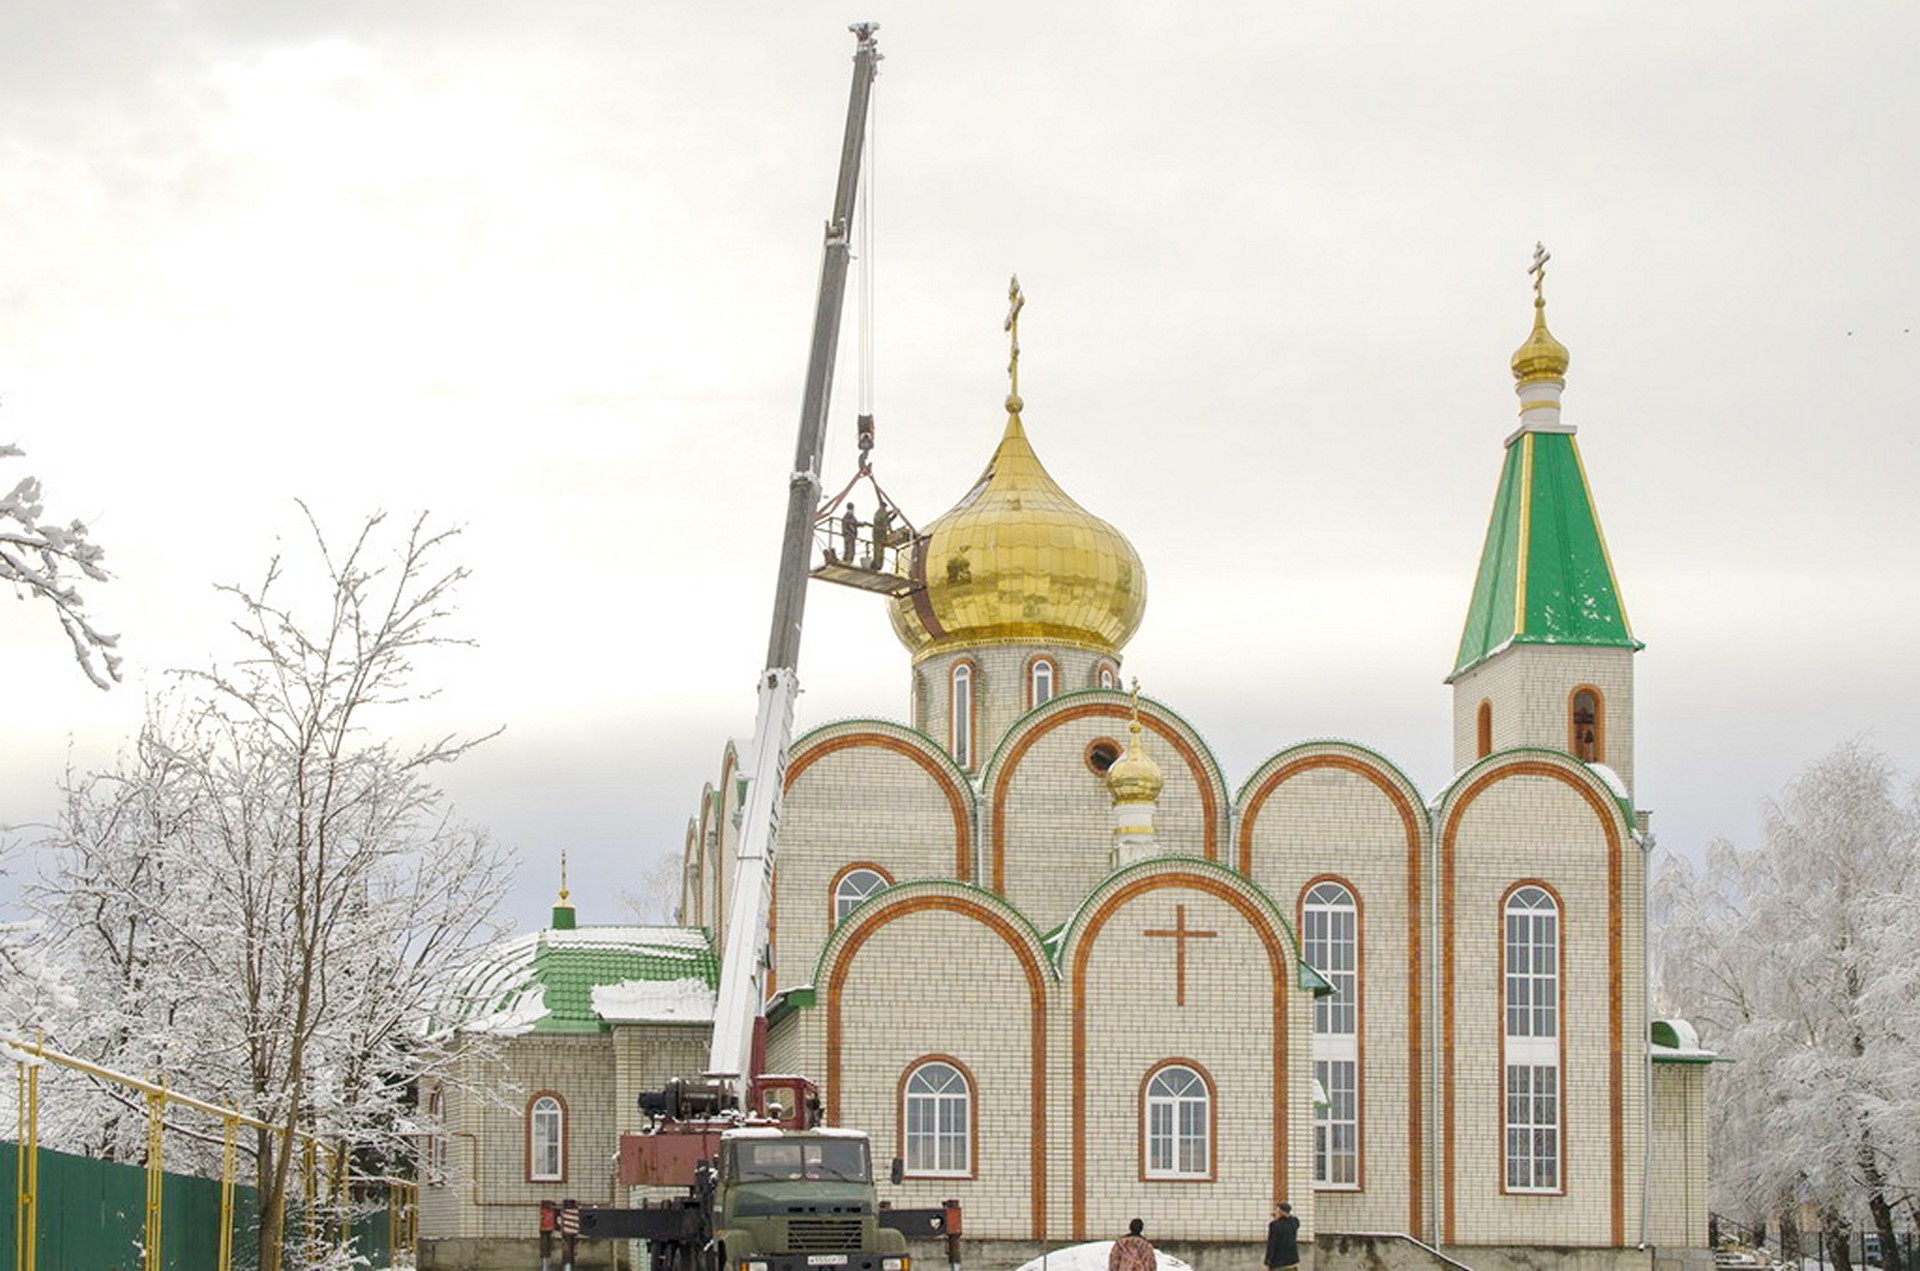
[807, 1258, 848, 1265]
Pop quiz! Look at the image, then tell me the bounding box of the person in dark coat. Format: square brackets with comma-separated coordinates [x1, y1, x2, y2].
[1265, 1202, 1300, 1271]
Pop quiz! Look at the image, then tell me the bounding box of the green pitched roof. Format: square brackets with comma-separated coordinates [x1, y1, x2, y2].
[1451, 430, 1641, 680]
[439, 925, 720, 1036]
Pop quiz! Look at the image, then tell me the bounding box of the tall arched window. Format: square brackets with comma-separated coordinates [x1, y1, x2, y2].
[902, 1060, 972, 1177]
[833, 866, 889, 923]
[950, 662, 975, 769]
[1569, 688, 1603, 763]
[1143, 1063, 1212, 1179]
[528, 1093, 565, 1182]
[1477, 700, 1493, 759]
[1097, 663, 1118, 690]
[1028, 657, 1056, 708]
[1504, 885, 1561, 1192]
[1303, 881, 1360, 1188]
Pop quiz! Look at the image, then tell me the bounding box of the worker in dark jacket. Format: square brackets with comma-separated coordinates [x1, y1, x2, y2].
[1265, 1202, 1300, 1271]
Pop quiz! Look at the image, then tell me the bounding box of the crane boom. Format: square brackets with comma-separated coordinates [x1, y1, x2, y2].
[707, 22, 882, 1095]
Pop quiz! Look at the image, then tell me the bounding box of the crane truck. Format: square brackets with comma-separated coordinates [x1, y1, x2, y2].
[546, 24, 957, 1271]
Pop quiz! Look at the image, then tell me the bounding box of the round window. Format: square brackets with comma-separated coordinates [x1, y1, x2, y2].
[1086, 739, 1122, 774]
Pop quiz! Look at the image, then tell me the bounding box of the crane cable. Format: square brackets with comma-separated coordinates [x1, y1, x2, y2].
[856, 77, 877, 428]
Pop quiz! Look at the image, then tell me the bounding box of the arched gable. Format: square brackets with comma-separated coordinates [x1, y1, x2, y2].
[984, 692, 1228, 928]
[1432, 750, 1632, 1248]
[774, 722, 979, 999]
[818, 882, 1052, 1239]
[1053, 858, 1300, 1239]
[1235, 741, 1428, 1233]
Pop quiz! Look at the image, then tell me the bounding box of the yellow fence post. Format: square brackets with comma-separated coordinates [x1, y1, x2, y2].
[144, 1083, 166, 1271]
[218, 1114, 239, 1271]
[304, 1134, 319, 1252]
[15, 1046, 39, 1271]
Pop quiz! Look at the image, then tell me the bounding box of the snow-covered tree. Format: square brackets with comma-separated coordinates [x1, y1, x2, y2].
[1656, 741, 1920, 1269]
[34, 508, 510, 1271]
[1, 443, 119, 688]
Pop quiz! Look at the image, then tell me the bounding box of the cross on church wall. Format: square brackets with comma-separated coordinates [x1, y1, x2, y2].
[1143, 903, 1218, 1007]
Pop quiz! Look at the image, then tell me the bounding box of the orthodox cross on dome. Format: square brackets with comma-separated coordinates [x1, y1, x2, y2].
[1129, 676, 1142, 723]
[559, 849, 571, 905]
[1529, 241, 1552, 304]
[1144, 903, 1217, 1007]
[1004, 274, 1025, 404]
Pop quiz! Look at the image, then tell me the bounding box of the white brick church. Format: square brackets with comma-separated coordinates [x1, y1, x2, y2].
[420, 275, 1712, 1271]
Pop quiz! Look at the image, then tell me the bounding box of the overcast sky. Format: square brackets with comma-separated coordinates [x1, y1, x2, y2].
[3, 2, 1916, 936]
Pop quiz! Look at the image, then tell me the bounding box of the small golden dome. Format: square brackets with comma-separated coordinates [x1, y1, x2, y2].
[887, 401, 1147, 659]
[1107, 716, 1164, 805]
[1510, 297, 1570, 386]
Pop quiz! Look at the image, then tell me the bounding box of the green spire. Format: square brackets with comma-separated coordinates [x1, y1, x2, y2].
[1449, 430, 1641, 680]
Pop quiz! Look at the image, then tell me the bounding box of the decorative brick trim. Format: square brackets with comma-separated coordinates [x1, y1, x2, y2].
[1069, 870, 1288, 1238]
[1439, 761, 1624, 1246]
[787, 732, 974, 879]
[994, 703, 1221, 892]
[1239, 752, 1423, 1232]
[824, 894, 1048, 1238]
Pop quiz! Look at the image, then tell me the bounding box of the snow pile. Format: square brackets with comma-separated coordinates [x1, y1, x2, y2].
[592, 977, 716, 1024]
[1011, 1243, 1192, 1271]
[459, 986, 548, 1036]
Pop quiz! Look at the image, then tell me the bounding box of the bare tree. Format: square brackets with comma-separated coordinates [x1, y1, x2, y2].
[37, 507, 509, 1270]
[1, 443, 119, 688]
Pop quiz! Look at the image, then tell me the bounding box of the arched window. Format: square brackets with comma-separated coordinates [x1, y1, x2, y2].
[833, 866, 889, 923]
[902, 1060, 972, 1177]
[1477, 700, 1493, 759]
[1504, 885, 1560, 1192]
[528, 1093, 565, 1183]
[1143, 1063, 1211, 1179]
[1029, 657, 1056, 708]
[1303, 881, 1360, 1188]
[1097, 663, 1118, 690]
[1569, 688, 1603, 763]
[950, 662, 975, 769]
[423, 1083, 449, 1185]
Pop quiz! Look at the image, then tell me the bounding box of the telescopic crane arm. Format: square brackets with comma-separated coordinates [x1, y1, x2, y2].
[707, 22, 881, 1098]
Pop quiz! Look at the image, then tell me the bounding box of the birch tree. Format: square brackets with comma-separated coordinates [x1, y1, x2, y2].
[1656, 742, 1920, 1268]
[36, 508, 509, 1270]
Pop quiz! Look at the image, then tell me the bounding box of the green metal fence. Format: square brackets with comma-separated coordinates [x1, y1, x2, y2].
[1, 1141, 393, 1271]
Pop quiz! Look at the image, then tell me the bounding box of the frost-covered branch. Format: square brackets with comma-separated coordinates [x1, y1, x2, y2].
[0, 444, 120, 688]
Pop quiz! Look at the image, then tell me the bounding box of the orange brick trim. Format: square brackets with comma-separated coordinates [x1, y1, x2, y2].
[994, 703, 1221, 893]
[1297, 875, 1366, 1195]
[787, 733, 974, 879]
[717, 748, 739, 948]
[1240, 754, 1422, 1231]
[824, 895, 1048, 1238]
[1069, 871, 1288, 1238]
[1439, 762, 1624, 1246]
[1137, 1058, 1220, 1183]
[896, 1055, 982, 1181]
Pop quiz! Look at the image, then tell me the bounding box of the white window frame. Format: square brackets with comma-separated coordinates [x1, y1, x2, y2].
[1029, 658, 1055, 707]
[529, 1094, 564, 1183]
[834, 868, 888, 923]
[1144, 1064, 1210, 1179]
[903, 1061, 971, 1177]
[1503, 885, 1561, 1193]
[1304, 881, 1360, 1189]
[950, 663, 974, 769]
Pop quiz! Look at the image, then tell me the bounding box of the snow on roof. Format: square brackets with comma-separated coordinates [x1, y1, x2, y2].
[1589, 763, 1629, 801]
[1651, 1018, 1717, 1063]
[1013, 1242, 1193, 1271]
[591, 977, 716, 1024]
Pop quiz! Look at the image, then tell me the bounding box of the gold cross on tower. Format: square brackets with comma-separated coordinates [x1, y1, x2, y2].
[1529, 241, 1552, 304]
[1144, 904, 1218, 1007]
[1004, 274, 1025, 405]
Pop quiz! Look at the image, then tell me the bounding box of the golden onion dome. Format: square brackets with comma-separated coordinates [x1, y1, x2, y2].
[1106, 717, 1164, 806]
[887, 399, 1147, 659]
[1510, 296, 1570, 386]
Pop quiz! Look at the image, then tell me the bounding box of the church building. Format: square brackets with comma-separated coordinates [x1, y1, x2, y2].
[419, 269, 1711, 1271]
[678, 269, 1709, 1269]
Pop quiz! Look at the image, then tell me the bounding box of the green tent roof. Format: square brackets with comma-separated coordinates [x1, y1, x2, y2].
[438, 925, 720, 1036]
[1451, 430, 1641, 680]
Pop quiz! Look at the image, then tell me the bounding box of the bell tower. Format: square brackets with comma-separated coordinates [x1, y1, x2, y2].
[1448, 246, 1644, 795]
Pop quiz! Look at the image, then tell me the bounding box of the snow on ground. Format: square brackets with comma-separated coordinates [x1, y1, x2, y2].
[1012, 1243, 1193, 1271]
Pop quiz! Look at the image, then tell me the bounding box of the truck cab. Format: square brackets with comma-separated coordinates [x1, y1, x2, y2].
[712, 1129, 910, 1271]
